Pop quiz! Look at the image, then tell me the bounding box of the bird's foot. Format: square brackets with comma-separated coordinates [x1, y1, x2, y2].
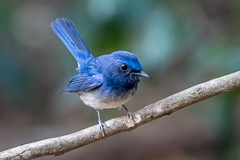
[98, 119, 106, 137]
[127, 111, 136, 121]
[96, 110, 108, 137]
[122, 105, 136, 123]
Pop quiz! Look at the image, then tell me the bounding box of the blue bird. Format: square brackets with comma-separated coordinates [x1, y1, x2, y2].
[51, 18, 149, 135]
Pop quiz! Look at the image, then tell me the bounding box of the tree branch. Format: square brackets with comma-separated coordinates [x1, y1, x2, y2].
[1, 71, 240, 160]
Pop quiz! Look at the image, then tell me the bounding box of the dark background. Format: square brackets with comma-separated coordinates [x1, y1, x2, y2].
[0, 0, 240, 159]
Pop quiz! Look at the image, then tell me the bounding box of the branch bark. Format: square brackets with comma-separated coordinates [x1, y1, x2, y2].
[1, 71, 240, 160]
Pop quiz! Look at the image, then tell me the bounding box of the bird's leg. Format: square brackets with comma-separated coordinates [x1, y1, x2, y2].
[96, 110, 106, 137]
[122, 105, 135, 122]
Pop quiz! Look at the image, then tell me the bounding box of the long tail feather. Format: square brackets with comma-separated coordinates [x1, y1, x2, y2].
[51, 18, 94, 68]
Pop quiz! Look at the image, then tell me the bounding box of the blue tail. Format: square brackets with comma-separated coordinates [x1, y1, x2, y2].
[51, 18, 94, 70]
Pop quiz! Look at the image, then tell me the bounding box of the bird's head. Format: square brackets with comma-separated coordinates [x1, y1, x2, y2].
[101, 51, 149, 89]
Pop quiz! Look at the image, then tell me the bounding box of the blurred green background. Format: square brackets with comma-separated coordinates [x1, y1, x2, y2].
[0, 0, 240, 160]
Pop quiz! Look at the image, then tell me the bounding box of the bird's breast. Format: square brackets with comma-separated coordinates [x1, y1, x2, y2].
[79, 89, 136, 110]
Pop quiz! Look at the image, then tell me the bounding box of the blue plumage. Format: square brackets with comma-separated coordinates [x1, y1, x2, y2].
[51, 18, 94, 70]
[51, 18, 149, 135]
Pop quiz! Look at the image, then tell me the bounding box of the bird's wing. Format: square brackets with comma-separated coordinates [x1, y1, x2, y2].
[79, 74, 104, 92]
[51, 18, 94, 69]
[63, 74, 103, 93]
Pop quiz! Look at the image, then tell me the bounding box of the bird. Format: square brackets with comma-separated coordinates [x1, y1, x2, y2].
[51, 18, 149, 135]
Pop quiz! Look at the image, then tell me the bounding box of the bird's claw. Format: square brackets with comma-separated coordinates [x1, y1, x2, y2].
[97, 113, 107, 137]
[122, 105, 136, 123]
[127, 111, 136, 123]
[98, 121, 106, 137]
[98, 119, 107, 130]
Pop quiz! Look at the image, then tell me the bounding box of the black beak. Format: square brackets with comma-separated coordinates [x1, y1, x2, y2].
[134, 70, 150, 78]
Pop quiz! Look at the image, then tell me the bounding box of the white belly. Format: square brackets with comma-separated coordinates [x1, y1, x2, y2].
[79, 92, 134, 110]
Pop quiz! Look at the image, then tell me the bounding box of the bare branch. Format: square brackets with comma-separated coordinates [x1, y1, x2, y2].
[1, 71, 240, 160]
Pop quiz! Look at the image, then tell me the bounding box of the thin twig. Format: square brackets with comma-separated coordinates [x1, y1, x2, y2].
[0, 71, 240, 160]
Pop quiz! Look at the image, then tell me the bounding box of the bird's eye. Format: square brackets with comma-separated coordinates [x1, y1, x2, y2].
[120, 64, 128, 71]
